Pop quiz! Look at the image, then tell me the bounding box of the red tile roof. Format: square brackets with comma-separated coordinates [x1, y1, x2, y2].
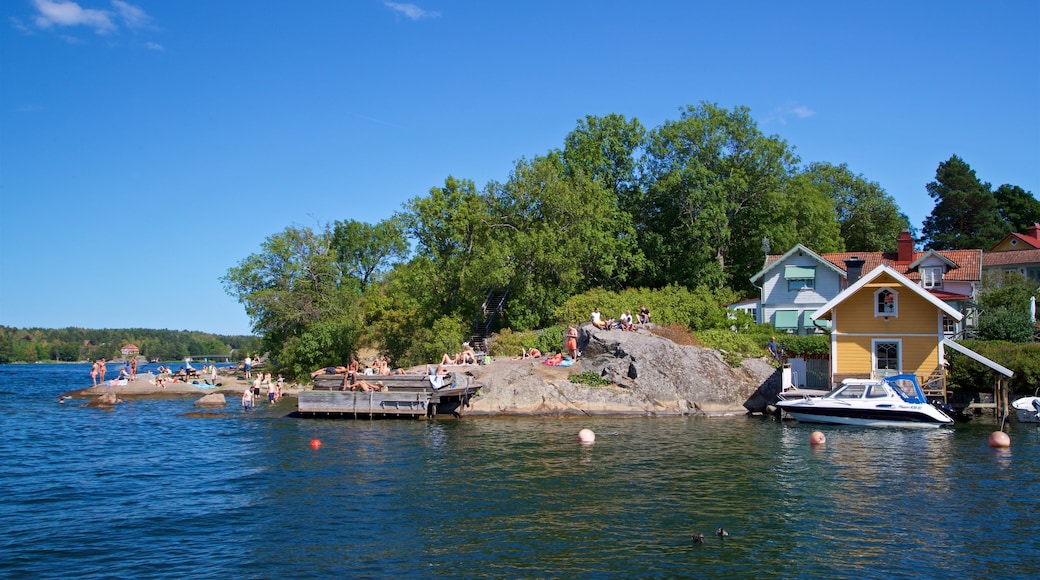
[765, 249, 982, 281]
[982, 248, 1040, 267]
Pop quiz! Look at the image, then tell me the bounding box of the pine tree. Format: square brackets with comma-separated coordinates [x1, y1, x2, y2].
[921, 155, 1009, 249]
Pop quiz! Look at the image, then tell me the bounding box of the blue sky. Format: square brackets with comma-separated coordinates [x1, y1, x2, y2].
[2, 1, 1038, 336]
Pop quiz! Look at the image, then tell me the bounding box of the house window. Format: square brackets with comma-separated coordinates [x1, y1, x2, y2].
[785, 265, 816, 291]
[943, 315, 957, 334]
[873, 340, 901, 376]
[874, 288, 898, 317]
[921, 266, 943, 289]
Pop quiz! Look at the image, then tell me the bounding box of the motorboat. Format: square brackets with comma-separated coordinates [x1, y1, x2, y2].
[776, 373, 954, 428]
[1011, 396, 1040, 423]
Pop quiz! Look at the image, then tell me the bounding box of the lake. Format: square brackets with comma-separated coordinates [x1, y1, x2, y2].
[1, 363, 1036, 579]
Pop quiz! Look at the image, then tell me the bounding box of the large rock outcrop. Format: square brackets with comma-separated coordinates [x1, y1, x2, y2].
[465, 325, 779, 416]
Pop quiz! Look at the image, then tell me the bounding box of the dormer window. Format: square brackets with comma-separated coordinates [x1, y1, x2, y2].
[921, 266, 943, 289]
[875, 288, 898, 317]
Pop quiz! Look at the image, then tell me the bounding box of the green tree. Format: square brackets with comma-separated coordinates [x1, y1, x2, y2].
[562, 113, 647, 216]
[975, 271, 1040, 342]
[330, 217, 409, 288]
[398, 176, 494, 317]
[993, 184, 1040, 235]
[221, 225, 362, 377]
[640, 102, 800, 291]
[799, 162, 906, 251]
[751, 171, 843, 264]
[922, 155, 1009, 250]
[486, 153, 643, 329]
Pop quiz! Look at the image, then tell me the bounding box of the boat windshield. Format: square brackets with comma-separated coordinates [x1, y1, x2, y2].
[885, 376, 926, 404]
[832, 384, 866, 399]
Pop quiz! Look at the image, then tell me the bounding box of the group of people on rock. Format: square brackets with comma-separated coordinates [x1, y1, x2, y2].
[91, 357, 143, 386]
[441, 343, 477, 366]
[590, 305, 650, 331]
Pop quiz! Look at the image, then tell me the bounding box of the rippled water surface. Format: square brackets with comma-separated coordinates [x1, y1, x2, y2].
[1, 364, 1037, 579]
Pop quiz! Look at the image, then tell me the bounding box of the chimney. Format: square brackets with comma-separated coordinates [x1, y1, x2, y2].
[845, 256, 866, 285]
[897, 230, 914, 262]
[1029, 222, 1040, 241]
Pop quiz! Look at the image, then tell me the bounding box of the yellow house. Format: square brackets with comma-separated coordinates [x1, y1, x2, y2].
[810, 265, 963, 396]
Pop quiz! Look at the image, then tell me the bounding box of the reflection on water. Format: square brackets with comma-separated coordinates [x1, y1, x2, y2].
[0, 364, 1038, 579]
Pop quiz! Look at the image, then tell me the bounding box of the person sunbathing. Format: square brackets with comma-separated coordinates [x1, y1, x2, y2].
[543, 351, 564, 366]
[351, 380, 385, 392]
[311, 366, 349, 378]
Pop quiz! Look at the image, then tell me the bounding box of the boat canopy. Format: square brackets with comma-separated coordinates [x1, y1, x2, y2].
[884, 374, 927, 404]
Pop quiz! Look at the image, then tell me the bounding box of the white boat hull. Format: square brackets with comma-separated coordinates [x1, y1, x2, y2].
[1011, 397, 1040, 423]
[781, 409, 950, 428]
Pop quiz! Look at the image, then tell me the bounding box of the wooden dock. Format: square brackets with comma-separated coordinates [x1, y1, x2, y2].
[295, 372, 480, 419]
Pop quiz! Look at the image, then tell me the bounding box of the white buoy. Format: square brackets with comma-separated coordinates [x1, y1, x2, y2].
[578, 428, 596, 443]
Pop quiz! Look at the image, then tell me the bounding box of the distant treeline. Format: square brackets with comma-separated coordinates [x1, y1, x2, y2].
[0, 326, 259, 364]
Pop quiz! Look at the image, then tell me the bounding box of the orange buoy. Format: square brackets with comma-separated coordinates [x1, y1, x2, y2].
[310, 439, 322, 449]
[578, 428, 596, 443]
[988, 431, 1010, 448]
[810, 431, 826, 445]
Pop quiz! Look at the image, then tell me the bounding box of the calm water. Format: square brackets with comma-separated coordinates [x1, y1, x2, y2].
[1, 364, 1037, 579]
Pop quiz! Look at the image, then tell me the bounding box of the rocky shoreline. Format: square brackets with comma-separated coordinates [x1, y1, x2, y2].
[61, 326, 780, 417]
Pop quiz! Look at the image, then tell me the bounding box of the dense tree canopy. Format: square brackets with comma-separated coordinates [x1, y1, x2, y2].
[799, 162, 907, 252]
[221, 225, 363, 376]
[639, 103, 799, 291]
[922, 155, 1010, 250]
[0, 326, 255, 364]
[220, 109, 1036, 376]
[994, 184, 1040, 234]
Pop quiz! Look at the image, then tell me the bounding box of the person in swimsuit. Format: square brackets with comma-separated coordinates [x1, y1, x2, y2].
[565, 326, 579, 359]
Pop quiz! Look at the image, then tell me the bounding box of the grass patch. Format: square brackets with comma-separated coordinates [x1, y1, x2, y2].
[570, 370, 611, 386]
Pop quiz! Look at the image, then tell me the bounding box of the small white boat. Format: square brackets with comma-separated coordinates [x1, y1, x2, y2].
[1011, 396, 1040, 423]
[776, 374, 954, 428]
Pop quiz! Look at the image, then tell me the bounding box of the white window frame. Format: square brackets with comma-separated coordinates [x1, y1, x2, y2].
[921, 266, 944, 289]
[874, 287, 898, 318]
[872, 339, 902, 377]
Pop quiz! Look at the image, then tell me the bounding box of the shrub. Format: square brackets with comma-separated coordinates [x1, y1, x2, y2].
[570, 370, 611, 386]
[553, 285, 739, 330]
[946, 340, 1040, 395]
[534, 325, 566, 355]
[775, 334, 830, 357]
[695, 329, 763, 359]
[487, 326, 568, 358]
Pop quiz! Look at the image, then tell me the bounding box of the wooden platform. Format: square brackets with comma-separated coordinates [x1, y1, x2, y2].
[297, 372, 480, 419]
